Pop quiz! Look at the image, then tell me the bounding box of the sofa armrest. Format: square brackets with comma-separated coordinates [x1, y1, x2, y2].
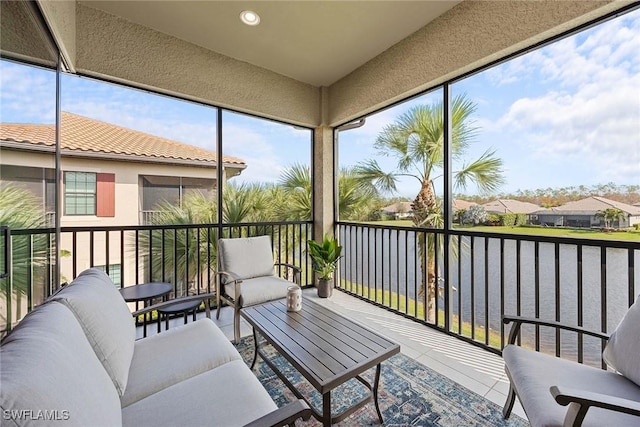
[502, 315, 609, 345]
[274, 262, 302, 284]
[131, 292, 216, 319]
[243, 400, 312, 427]
[550, 385, 640, 426]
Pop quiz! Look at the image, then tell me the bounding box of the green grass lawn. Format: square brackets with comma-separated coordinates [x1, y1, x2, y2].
[361, 220, 639, 241]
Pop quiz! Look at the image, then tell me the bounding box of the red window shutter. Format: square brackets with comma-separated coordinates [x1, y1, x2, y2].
[96, 173, 115, 217]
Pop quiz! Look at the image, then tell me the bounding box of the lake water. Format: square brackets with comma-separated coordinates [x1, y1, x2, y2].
[339, 227, 640, 365]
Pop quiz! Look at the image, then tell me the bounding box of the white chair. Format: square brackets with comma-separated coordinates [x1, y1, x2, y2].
[216, 235, 301, 343]
[502, 296, 640, 426]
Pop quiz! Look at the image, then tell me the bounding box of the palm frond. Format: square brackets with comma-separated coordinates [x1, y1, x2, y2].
[454, 149, 505, 194]
[353, 159, 398, 194]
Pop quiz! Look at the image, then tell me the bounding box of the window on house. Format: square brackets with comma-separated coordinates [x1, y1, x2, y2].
[64, 172, 97, 215]
[95, 264, 121, 287]
[64, 171, 115, 216]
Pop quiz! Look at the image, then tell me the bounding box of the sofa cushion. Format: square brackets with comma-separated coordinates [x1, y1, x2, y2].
[603, 296, 640, 387]
[0, 302, 122, 427]
[52, 268, 135, 396]
[504, 344, 640, 427]
[122, 319, 241, 407]
[122, 360, 277, 427]
[219, 236, 275, 283]
[224, 275, 291, 307]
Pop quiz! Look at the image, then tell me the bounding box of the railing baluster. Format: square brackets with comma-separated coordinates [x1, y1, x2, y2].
[555, 242, 561, 358]
[577, 244, 583, 364]
[484, 237, 489, 346]
[470, 235, 475, 341]
[500, 238, 505, 349]
[600, 247, 607, 369]
[535, 241, 540, 352]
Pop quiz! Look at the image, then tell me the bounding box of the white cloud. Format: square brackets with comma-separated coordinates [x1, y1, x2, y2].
[0, 62, 56, 122]
[492, 11, 640, 186]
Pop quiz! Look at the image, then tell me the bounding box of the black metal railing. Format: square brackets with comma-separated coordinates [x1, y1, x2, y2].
[337, 222, 639, 368]
[0, 221, 312, 335]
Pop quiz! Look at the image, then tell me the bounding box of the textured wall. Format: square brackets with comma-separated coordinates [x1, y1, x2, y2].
[75, 5, 320, 127]
[0, 1, 57, 66]
[328, 0, 628, 126]
[38, 0, 76, 70]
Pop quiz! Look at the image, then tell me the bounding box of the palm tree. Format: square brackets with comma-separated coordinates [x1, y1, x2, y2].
[0, 186, 49, 321]
[137, 182, 285, 294]
[279, 163, 382, 221]
[595, 208, 626, 229]
[354, 94, 504, 321]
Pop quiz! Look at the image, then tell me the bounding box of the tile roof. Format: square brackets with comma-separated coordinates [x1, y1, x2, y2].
[481, 199, 541, 214]
[381, 201, 413, 213]
[0, 112, 245, 167]
[535, 196, 640, 216]
[452, 199, 477, 211]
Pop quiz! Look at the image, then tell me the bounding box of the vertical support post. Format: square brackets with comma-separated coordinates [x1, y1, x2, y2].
[313, 125, 334, 241]
[443, 84, 452, 331]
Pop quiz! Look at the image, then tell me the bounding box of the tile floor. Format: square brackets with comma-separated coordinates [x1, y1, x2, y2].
[139, 288, 526, 421]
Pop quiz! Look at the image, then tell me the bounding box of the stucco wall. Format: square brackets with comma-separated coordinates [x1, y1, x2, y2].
[74, 4, 320, 128]
[0, 149, 218, 227]
[38, 0, 76, 70]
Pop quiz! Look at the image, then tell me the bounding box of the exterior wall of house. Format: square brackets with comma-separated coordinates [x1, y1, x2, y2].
[1, 148, 220, 286]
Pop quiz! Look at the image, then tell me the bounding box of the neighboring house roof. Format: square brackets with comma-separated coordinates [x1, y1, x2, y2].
[381, 201, 413, 214]
[481, 199, 540, 214]
[452, 199, 477, 211]
[0, 112, 246, 168]
[534, 196, 640, 216]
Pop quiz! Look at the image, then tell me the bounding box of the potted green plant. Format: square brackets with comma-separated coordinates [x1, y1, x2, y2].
[307, 234, 342, 298]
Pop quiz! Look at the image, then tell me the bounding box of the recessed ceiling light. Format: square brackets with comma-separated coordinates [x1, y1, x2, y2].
[240, 10, 260, 26]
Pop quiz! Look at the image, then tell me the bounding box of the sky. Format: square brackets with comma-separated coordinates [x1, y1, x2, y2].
[1, 8, 638, 199]
[338, 8, 640, 198]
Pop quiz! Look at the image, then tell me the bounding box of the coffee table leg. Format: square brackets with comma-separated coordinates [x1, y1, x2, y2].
[373, 363, 383, 423]
[250, 327, 259, 370]
[323, 390, 331, 427]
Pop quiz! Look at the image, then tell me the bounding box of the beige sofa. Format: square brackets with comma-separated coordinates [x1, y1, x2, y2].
[0, 268, 310, 427]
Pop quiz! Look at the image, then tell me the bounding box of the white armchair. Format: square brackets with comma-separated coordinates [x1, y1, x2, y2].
[216, 235, 301, 343]
[502, 296, 640, 426]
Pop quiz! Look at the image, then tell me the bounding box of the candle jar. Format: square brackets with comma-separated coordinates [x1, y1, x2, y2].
[286, 285, 302, 312]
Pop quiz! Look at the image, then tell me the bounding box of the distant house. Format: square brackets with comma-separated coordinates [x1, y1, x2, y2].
[534, 196, 640, 228]
[481, 199, 541, 215]
[381, 201, 413, 219]
[452, 199, 477, 212]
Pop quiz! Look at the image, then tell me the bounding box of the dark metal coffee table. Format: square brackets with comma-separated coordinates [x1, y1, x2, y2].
[241, 298, 400, 426]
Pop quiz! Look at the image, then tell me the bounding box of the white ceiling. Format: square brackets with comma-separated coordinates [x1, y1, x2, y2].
[81, 1, 461, 87]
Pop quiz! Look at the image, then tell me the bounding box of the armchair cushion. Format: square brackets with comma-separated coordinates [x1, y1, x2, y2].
[51, 268, 136, 396]
[224, 275, 291, 307]
[603, 297, 640, 387]
[219, 236, 275, 282]
[503, 344, 640, 426]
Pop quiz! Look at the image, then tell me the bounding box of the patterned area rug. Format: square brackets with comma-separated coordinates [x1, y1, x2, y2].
[235, 337, 529, 426]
